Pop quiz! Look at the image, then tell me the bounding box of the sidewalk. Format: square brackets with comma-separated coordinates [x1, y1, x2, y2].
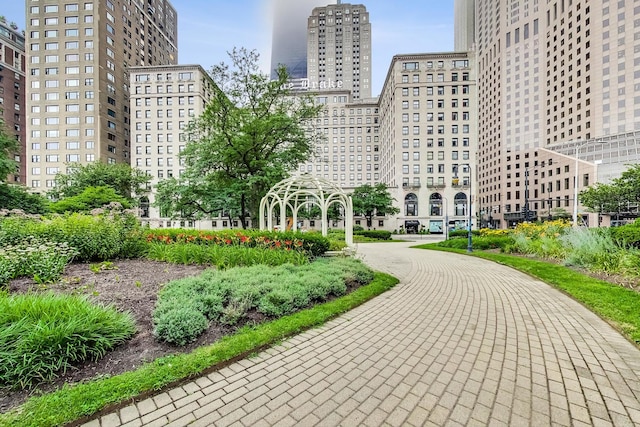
[85, 241, 640, 426]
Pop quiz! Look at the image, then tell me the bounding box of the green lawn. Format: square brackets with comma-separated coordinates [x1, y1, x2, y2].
[413, 243, 640, 346]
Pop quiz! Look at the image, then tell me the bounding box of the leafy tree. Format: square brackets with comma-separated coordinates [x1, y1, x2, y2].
[49, 186, 132, 213]
[580, 164, 640, 218]
[579, 183, 623, 216]
[0, 119, 19, 181]
[155, 47, 324, 228]
[155, 178, 240, 224]
[351, 183, 400, 228]
[612, 164, 640, 210]
[50, 162, 150, 205]
[0, 184, 50, 214]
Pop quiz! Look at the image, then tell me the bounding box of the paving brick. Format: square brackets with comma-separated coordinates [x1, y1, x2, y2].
[79, 242, 640, 427]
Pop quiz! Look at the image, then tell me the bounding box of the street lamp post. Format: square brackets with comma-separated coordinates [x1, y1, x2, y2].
[524, 168, 530, 222]
[443, 197, 449, 240]
[573, 140, 589, 227]
[572, 138, 606, 227]
[467, 166, 472, 253]
[454, 164, 473, 252]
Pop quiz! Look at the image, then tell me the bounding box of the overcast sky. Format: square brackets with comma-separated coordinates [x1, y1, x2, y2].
[2, 0, 454, 96]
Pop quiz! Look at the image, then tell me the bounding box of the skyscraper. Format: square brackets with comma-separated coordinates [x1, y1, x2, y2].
[454, 0, 475, 51]
[306, 2, 372, 100]
[0, 18, 26, 184]
[473, 0, 640, 227]
[25, 0, 178, 192]
[270, 0, 326, 80]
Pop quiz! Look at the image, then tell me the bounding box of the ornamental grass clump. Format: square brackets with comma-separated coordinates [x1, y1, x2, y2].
[153, 257, 373, 345]
[0, 291, 135, 389]
[560, 226, 627, 273]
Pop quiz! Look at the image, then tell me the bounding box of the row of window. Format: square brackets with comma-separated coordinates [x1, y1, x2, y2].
[31, 141, 93, 150]
[134, 84, 196, 94]
[400, 72, 470, 83]
[135, 109, 195, 118]
[134, 72, 195, 82]
[401, 87, 471, 97]
[401, 164, 471, 175]
[402, 99, 471, 109]
[134, 158, 180, 167]
[402, 112, 471, 122]
[134, 145, 185, 155]
[134, 96, 196, 106]
[401, 151, 470, 161]
[403, 125, 471, 135]
[402, 59, 470, 70]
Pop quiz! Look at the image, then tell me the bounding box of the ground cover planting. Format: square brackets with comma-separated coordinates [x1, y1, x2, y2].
[0, 209, 399, 427]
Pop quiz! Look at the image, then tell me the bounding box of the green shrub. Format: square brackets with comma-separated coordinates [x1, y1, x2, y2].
[0, 238, 78, 285]
[447, 229, 481, 238]
[0, 211, 143, 262]
[0, 291, 135, 389]
[610, 223, 640, 249]
[152, 306, 208, 346]
[48, 186, 132, 214]
[146, 243, 309, 268]
[438, 235, 512, 251]
[153, 258, 374, 345]
[354, 230, 392, 240]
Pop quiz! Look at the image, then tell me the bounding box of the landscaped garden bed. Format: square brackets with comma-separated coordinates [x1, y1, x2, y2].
[0, 209, 399, 427]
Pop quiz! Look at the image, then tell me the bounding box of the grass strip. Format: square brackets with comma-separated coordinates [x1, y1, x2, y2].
[0, 272, 398, 427]
[413, 243, 640, 345]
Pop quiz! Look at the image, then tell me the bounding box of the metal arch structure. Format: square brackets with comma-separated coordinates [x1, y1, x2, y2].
[259, 175, 354, 246]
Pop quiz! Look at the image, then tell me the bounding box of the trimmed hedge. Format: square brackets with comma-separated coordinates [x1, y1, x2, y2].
[354, 230, 392, 240]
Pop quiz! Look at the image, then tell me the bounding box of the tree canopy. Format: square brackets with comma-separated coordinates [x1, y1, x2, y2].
[580, 164, 640, 216]
[351, 183, 400, 228]
[49, 186, 132, 213]
[0, 119, 19, 181]
[154, 47, 324, 228]
[50, 162, 150, 204]
[0, 184, 50, 214]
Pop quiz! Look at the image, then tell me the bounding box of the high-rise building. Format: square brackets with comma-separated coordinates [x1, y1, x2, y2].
[0, 18, 26, 184]
[379, 52, 477, 233]
[307, 2, 371, 100]
[129, 64, 214, 228]
[473, 0, 640, 227]
[270, 0, 326, 80]
[454, 0, 475, 51]
[25, 0, 178, 192]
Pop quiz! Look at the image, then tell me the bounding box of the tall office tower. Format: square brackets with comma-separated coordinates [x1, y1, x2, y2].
[454, 0, 475, 51]
[129, 65, 214, 228]
[378, 52, 477, 233]
[270, 0, 326, 80]
[0, 19, 26, 184]
[26, 0, 178, 193]
[474, 0, 640, 228]
[307, 2, 371, 99]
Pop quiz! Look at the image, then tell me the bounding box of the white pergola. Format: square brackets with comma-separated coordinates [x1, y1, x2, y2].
[259, 175, 354, 246]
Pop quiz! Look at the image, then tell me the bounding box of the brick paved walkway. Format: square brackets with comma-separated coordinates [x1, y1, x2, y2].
[84, 241, 640, 426]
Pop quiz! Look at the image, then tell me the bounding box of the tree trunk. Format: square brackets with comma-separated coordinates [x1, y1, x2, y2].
[239, 193, 248, 229]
